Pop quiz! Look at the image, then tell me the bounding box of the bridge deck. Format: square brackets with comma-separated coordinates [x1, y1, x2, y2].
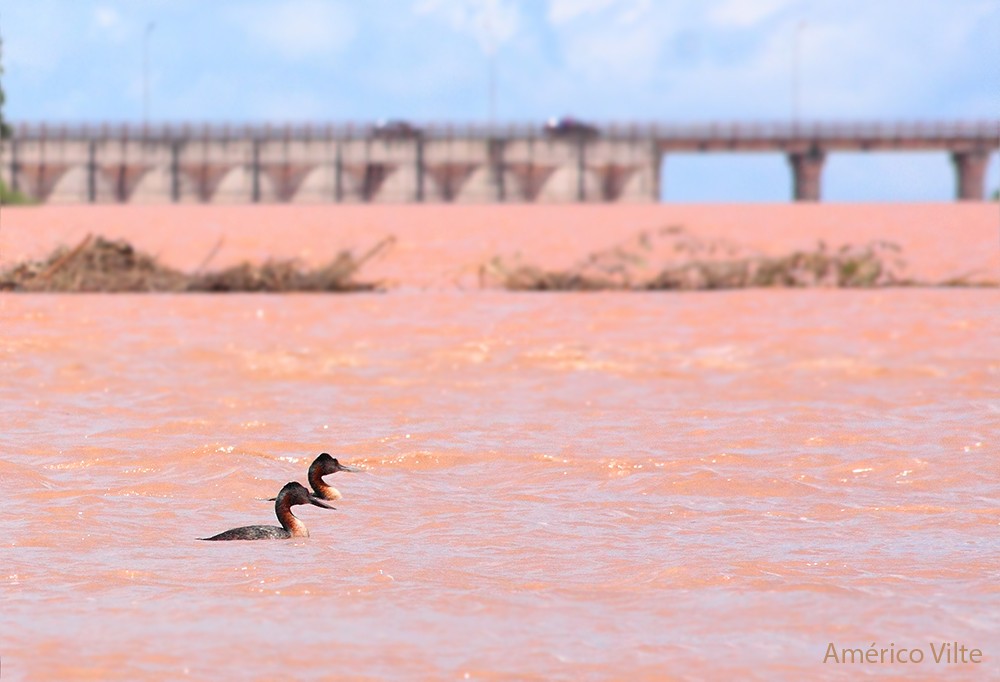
[8, 120, 999, 149]
[3, 121, 997, 203]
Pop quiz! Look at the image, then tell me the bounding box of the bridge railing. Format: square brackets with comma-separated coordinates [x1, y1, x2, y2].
[9, 120, 999, 143]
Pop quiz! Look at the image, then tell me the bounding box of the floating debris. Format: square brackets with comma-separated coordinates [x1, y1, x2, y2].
[480, 226, 995, 291]
[0, 234, 395, 293]
[646, 241, 906, 290]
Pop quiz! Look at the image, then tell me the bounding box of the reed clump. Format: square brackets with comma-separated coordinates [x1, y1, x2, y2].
[646, 241, 905, 290]
[478, 226, 985, 291]
[0, 234, 394, 293]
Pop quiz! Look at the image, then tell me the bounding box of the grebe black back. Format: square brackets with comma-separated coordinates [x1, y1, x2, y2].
[201, 481, 335, 541]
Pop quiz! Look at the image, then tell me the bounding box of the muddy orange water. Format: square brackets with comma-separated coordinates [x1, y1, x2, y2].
[1, 205, 998, 681]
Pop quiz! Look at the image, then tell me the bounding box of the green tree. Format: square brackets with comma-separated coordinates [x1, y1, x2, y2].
[0, 34, 30, 203]
[0, 35, 10, 140]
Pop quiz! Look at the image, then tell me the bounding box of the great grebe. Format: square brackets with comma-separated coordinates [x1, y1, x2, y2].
[268, 453, 357, 502]
[306, 452, 357, 501]
[201, 481, 335, 541]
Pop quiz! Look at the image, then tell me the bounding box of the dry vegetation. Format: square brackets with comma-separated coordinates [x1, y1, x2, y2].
[1, 226, 993, 293]
[480, 225, 996, 291]
[0, 234, 395, 293]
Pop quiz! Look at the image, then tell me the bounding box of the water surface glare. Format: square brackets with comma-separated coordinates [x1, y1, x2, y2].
[1, 290, 997, 681]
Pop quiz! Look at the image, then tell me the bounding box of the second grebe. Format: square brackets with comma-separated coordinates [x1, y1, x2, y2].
[268, 453, 357, 502]
[307, 452, 357, 501]
[201, 481, 335, 541]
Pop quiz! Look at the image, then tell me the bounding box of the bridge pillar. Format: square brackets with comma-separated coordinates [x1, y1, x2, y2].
[250, 139, 261, 203]
[415, 138, 425, 202]
[170, 141, 182, 203]
[652, 146, 663, 201]
[951, 149, 989, 201]
[334, 143, 343, 202]
[788, 148, 825, 202]
[488, 138, 506, 201]
[87, 141, 97, 203]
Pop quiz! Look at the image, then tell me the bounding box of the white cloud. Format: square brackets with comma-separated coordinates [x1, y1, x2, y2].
[5, 1, 998, 134]
[546, 0, 653, 25]
[539, 0, 673, 89]
[90, 5, 131, 43]
[413, 0, 520, 53]
[547, 0, 619, 25]
[529, 0, 1000, 121]
[93, 6, 122, 30]
[708, 0, 798, 28]
[2, 0, 78, 74]
[228, 0, 357, 61]
[616, 0, 652, 25]
[554, 14, 665, 85]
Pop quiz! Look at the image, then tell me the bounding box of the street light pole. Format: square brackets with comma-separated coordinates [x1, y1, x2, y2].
[143, 22, 155, 125]
[489, 50, 497, 126]
[484, 8, 497, 126]
[792, 21, 805, 123]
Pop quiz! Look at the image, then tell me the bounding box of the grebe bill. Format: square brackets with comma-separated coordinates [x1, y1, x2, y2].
[201, 481, 335, 541]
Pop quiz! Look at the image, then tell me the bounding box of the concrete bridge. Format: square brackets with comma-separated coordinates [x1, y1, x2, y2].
[1, 120, 996, 204]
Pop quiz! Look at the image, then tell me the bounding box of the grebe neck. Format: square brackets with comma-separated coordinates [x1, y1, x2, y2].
[275, 498, 309, 538]
[309, 470, 342, 501]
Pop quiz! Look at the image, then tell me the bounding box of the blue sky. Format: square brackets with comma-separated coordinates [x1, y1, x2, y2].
[2, 0, 998, 201]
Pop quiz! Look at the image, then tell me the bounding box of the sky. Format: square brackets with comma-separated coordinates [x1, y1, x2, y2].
[1, 0, 998, 201]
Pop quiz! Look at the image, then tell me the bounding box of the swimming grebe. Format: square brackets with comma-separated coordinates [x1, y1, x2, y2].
[268, 453, 357, 502]
[307, 452, 357, 501]
[201, 481, 335, 541]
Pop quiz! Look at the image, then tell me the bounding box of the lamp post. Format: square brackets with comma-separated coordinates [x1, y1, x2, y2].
[484, 8, 497, 126]
[488, 49, 497, 126]
[792, 21, 805, 122]
[143, 22, 155, 125]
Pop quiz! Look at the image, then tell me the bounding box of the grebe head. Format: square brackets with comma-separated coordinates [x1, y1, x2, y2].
[277, 481, 337, 510]
[266, 454, 359, 502]
[307, 453, 357, 502]
[311, 452, 358, 476]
